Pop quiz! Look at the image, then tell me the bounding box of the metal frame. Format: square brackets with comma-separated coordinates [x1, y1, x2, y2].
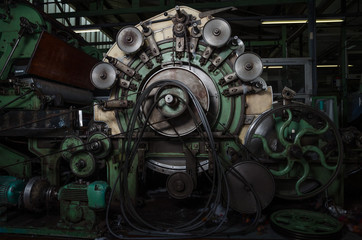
[262, 58, 313, 104]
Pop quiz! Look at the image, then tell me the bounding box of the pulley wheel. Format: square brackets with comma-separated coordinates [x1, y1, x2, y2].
[202, 18, 231, 48]
[225, 161, 275, 214]
[245, 103, 343, 200]
[23, 177, 50, 212]
[142, 67, 209, 137]
[234, 53, 263, 82]
[116, 26, 144, 54]
[166, 172, 194, 199]
[60, 135, 84, 161]
[90, 62, 117, 89]
[70, 151, 96, 178]
[87, 132, 112, 159]
[271, 209, 343, 240]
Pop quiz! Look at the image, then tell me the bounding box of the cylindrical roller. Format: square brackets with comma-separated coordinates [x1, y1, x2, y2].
[202, 18, 231, 48]
[116, 26, 144, 54]
[90, 62, 117, 89]
[234, 53, 263, 82]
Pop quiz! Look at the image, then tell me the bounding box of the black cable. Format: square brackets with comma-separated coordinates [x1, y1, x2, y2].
[107, 80, 230, 239]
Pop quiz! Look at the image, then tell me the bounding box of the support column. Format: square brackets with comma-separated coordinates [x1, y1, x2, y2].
[308, 0, 317, 95]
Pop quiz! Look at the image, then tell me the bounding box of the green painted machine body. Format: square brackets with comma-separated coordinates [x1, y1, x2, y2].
[0, 4, 47, 81]
[0, 3, 345, 239]
[57, 181, 110, 230]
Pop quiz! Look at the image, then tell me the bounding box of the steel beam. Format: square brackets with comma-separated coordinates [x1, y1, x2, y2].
[50, 0, 307, 18]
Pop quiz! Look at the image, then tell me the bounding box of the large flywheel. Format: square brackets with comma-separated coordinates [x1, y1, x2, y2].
[245, 103, 343, 199]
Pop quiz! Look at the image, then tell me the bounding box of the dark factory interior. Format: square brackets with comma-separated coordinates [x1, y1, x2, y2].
[0, 0, 361, 239]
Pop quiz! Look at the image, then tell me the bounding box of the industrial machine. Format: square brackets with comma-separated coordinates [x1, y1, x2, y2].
[0, 3, 344, 239]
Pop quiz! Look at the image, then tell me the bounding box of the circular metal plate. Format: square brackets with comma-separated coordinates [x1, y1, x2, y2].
[70, 151, 96, 178]
[225, 161, 275, 214]
[142, 67, 210, 137]
[116, 26, 144, 54]
[87, 132, 112, 159]
[202, 18, 231, 47]
[166, 172, 194, 199]
[234, 53, 263, 82]
[244, 104, 343, 200]
[60, 135, 84, 161]
[23, 177, 50, 212]
[271, 209, 343, 240]
[90, 62, 117, 89]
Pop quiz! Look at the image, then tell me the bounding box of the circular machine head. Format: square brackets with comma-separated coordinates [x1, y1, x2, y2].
[202, 18, 231, 48]
[166, 172, 194, 199]
[70, 151, 96, 178]
[225, 161, 275, 214]
[234, 53, 263, 82]
[116, 26, 144, 54]
[90, 62, 117, 89]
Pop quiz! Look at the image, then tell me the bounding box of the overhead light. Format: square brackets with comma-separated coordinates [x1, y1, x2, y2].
[74, 28, 101, 33]
[316, 19, 344, 23]
[262, 20, 307, 24]
[263, 66, 283, 69]
[261, 19, 344, 25]
[317, 65, 353, 68]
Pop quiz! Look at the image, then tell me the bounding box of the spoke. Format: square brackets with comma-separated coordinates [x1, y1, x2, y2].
[295, 122, 329, 146]
[277, 109, 293, 147]
[271, 157, 294, 176]
[295, 158, 310, 196]
[253, 134, 287, 159]
[302, 145, 337, 171]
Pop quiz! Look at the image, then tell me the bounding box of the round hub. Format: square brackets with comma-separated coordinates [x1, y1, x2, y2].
[166, 172, 194, 199]
[155, 85, 189, 118]
[142, 67, 209, 137]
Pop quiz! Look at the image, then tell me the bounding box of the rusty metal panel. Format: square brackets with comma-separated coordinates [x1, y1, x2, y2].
[27, 31, 98, 91]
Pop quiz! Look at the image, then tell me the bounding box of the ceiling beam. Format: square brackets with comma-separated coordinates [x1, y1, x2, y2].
[50, 0, 307, 18]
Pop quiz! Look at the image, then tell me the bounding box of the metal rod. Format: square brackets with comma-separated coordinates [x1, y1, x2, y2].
[0, 29, 24, 79]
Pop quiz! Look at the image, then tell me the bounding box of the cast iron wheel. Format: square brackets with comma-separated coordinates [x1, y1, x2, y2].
[270, 209, 343, 240]
[245, 104, 343, 200]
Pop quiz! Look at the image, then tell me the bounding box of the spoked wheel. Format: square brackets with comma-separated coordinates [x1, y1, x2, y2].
[245, 104, 343, 200]
[270, 209, 343, 240]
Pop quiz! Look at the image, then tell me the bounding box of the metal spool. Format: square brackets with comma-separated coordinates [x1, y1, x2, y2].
[90, 62, 117, 89]
[245, 104, 343, 200]
[70, 151, 96, 178]
[225, 161, 275, 214]
[23, 177, 51, 212]
[116, 26, 144, 54]
[166, 172, 194, 199]
[202, 18, 231, 48]
[234, 53, 263, 82]
[60, 135, 84, 161]
[271, 209, 343, 240]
